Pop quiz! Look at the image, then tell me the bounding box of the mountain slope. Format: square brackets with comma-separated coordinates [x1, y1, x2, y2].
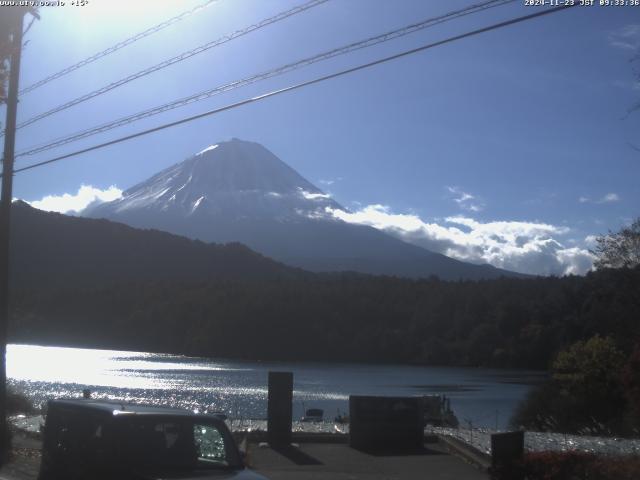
[85, 138, 521, 280]
[9, 201, 296, 289]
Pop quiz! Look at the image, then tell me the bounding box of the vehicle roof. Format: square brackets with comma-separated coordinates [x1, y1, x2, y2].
[48, 398, 227, 421]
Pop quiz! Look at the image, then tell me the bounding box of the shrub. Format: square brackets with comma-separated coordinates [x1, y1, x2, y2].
[522, 451, 593, 480]
[510, 336, 628, 434]
[493, 451, 640, 480]
[6, 387, 34, 415]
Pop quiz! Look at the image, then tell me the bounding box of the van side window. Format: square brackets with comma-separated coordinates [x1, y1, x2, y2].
[42, 407, 110, 480]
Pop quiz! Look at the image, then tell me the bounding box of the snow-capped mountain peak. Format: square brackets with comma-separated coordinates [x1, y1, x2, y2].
[86, 138, 340, 221]
[84, 138, 517, 280]
[196, 144, 219, 156]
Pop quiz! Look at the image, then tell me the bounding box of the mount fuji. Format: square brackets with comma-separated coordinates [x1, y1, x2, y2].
[84, 138, 518, 280]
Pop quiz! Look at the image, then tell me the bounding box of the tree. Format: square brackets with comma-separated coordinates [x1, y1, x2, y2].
[552, 336, 626, 432]
[592, 218, 640, 270]
[511, 336, 627, 434]
[622, 342, 640, 421]
[552, 336, 625, 395]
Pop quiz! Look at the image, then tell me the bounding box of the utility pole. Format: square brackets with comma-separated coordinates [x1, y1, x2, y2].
[0, 7, 25, 464]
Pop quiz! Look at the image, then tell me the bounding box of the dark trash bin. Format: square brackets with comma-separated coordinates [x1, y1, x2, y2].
[349, 395, 423, 452]
[491, 431, 525, 480]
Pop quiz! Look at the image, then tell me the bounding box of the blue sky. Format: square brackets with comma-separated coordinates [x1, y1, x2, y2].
[5, 0, 640, 275]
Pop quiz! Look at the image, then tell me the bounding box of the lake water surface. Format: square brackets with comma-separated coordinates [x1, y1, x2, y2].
[7, 344, 545, 430]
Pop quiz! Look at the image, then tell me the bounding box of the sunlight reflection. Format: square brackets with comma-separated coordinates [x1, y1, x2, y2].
[7, 344, 245, 390]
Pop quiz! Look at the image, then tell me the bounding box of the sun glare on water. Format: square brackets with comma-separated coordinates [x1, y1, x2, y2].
[6, 344, 232, 390]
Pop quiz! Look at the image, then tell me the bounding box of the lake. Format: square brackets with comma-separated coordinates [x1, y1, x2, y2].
[7, 343, 545, 430]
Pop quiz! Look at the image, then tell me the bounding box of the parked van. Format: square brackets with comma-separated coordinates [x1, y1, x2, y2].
[39, 399, 267, 480]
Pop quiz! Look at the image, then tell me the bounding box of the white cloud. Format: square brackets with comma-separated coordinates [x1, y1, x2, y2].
[331, 204, 425, 231]
[318, 177, 343, 186]
[600, 193, 620, 203]
[298, 188, 331, 201]
[578, 193, 620, 204]
[584, 235, 598, 248]
[608, 24, 640, 51]
[28, 185, 122, 214]
[327, 204, 594, 276]
[612, 79, 640, 92]
[555, 247, 595, 276]
[447, 186, 484, 212]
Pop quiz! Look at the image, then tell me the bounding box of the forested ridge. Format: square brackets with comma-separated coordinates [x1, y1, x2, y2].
[9, 266, 639, 369]
[8, 201, 300, 288]
[8, 202, 639, 369]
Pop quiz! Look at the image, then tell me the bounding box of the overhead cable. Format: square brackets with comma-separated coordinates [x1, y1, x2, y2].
[10, 0, 329, 133]
[19, 0, 219, 95]
[17, 0, 513, 158]
[6, 4, 577, 177]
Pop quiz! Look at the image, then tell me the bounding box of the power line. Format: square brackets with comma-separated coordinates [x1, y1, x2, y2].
[7, 4, 577, 178]
[16, 0, 514, 158]
[19, 0, 219, 95]
[9, 0, 329, 135]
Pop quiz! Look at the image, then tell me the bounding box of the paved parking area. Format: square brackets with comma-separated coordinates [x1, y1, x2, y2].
[0, 433, 41, 480]
[248, 442, 488, 480]
[1, 433, 489, 480]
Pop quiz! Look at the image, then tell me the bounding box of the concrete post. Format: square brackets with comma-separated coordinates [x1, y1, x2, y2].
[267, 371, 293, 446]
[491, 431, 524, 480]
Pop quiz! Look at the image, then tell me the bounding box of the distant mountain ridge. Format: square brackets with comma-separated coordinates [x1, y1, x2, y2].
[10, 201, 296, 289]
[84, 138, 522, 280]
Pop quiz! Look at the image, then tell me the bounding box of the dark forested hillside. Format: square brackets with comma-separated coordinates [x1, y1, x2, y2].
[8, 202, 639, 368]
[10, 266, 640, 369]
[9, 201, 299, 288]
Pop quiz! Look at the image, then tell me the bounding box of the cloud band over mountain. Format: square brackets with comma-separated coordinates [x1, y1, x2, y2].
[28, 185, 123, 214]
[27, 184, 595, 277]
[328, 204, 594, 276]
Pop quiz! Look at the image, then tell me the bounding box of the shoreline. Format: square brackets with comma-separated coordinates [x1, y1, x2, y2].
[10, 414, 640, 457]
